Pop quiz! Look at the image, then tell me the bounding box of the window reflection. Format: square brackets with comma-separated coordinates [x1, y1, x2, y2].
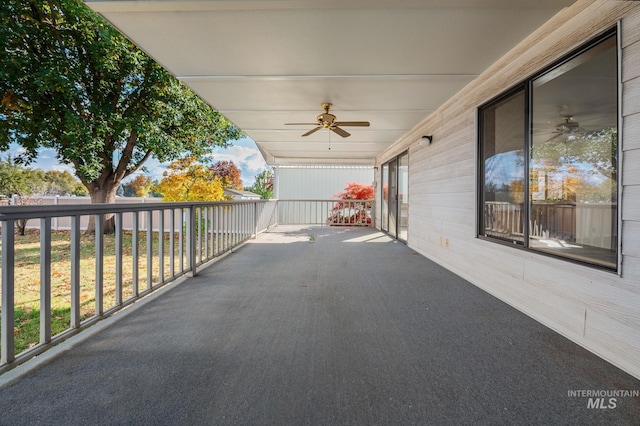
[479, 31, 618, 270]
[480, 89, 526, 243]
[530, 35, 617, 268]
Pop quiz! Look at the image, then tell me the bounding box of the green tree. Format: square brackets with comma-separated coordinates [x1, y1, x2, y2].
[249, 169, 274, 199]
[0, 0, 242, 231]
[43, 170, 87, 195]
[0, 155, 46, 197]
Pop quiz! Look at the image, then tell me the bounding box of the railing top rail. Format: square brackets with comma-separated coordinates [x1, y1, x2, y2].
[0, 199, 275, 221]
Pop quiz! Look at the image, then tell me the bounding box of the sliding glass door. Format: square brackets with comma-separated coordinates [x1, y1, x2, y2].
[398, 152, 409, 241]
[381, 151, 409, 241]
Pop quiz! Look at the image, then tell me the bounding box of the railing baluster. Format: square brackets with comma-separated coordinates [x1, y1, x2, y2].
[187, 206, 196, 276]
[158, 209, 164, 283]
[95, 214, 104, 317]
[179, 208, 184, 273]
[115, 213, 123, 306]
[214, 205, 220, 255]
[1, 199, 340, 371]
[132, 212, 139, 298]
[254, 202, 258, 237]
[40, 218, 52, 344]
[232, 205, 237, 247]
[146, 210, 153, 289]
[212, 206, 216, 259]
[1, 219, 16, 364]
[169, 209, 175, 277]
[70, 216, 81, 329]
[196, 207, 202, 264]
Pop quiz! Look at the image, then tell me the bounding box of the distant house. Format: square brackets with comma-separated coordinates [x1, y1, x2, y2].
[224, 189, 261, 200]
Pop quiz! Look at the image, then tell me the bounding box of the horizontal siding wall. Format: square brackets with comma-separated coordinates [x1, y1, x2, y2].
[275, 166, 374, 200]
[377, 0, 640, 379]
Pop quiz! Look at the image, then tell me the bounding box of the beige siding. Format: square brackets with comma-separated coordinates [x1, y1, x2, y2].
[275, 166, 373, 200]
[377, 1, 640, 379]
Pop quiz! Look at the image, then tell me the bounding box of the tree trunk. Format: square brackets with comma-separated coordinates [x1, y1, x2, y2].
[85, 181, 119, 234]
[16, 219, 28, 236]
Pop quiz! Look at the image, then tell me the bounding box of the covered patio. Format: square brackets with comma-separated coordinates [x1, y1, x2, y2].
[1, 226, 638, 424]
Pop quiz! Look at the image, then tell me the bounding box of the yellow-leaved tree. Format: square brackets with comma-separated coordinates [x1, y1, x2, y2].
[156, 157, 224, 201]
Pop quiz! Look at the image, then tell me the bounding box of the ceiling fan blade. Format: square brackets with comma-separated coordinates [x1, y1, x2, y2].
[334, 121, 370, 127]
[285, 123, 320, 126]
[302, 126, 322, 137]
[331, 126, 350, 138]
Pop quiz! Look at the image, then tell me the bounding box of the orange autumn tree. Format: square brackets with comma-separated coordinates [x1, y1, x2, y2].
[156, 156, 224, 201]
[210, 160, 243, 190]
[125, 175, 154, 197]
[328, 182, 374, 225]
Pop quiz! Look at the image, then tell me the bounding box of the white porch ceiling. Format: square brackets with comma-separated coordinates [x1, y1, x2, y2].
[87, 0, 576, 166]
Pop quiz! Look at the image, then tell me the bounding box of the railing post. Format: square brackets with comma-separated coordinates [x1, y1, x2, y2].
[1, 219, 16, 364]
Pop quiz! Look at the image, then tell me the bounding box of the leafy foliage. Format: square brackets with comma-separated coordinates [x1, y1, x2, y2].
[333, 182, 375, 201]
[43, 169, 89, 196]
[248, 168, 274, 199]
[529, 127, 618, 203]
[210, 160, 243, 190]
[0, 155, 45, 196]
[155, 156, 224, 202]
[328, 182, 374, 225]
[1, 155, 86, 196]
[122, 175, 154, 197]
[0, 0, 242, 206]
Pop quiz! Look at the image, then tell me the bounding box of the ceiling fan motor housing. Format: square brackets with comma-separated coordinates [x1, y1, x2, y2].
[319, 112, 337, 127]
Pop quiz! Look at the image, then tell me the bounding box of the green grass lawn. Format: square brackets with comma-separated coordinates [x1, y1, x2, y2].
[1, 228, 187, 355]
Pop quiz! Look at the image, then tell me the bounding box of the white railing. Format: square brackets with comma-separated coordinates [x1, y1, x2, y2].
[0, 199, 373, 373]
[278, 199, 374, 226]
[0, 200, 278, 372]
[484, 201, 617, 249]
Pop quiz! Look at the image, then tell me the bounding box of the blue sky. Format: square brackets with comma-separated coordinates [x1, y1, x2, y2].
[3, 137, 269, 187]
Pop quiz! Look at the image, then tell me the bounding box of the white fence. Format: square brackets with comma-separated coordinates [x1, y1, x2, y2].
[7, 196, 166, 232]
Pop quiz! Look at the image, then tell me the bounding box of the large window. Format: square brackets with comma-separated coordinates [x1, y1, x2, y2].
[479, 30, 618, 270]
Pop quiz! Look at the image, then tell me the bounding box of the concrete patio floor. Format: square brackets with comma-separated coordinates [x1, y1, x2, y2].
[0, 226, 638, 425]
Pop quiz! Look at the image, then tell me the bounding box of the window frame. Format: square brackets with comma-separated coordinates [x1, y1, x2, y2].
[477, 27, 620, 272]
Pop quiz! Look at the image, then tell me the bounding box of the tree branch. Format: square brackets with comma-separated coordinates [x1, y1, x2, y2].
[124, 149, 153, 180]
[113, 129, 138, 182]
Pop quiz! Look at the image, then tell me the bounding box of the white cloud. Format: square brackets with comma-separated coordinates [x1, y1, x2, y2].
[208, 144, 268, 186]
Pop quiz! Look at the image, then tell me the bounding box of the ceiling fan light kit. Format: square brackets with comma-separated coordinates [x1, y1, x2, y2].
[285, 103, 370, 138]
